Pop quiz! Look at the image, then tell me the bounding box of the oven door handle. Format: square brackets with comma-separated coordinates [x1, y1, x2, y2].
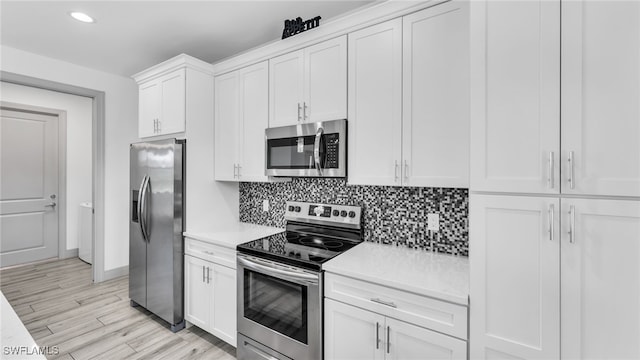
[313, 126, 324, 176]
[238, 255, 319, 285]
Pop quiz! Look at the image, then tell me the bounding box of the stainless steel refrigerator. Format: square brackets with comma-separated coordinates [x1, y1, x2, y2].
[129, 138, 185, 332]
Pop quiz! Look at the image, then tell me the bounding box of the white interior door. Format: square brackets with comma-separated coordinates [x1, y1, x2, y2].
[1, 108, 59, 267]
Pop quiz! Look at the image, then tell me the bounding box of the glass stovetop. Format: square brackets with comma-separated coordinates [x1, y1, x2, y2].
[237, 231, 361, 271]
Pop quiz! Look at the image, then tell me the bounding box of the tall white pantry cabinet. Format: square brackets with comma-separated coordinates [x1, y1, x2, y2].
[469, 1, 640, 359]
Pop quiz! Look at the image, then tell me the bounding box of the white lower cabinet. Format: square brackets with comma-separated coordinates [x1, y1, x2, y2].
[324, 272, 468, 360]
[470, 194, 640, 359]
[184, 238, 236, 347]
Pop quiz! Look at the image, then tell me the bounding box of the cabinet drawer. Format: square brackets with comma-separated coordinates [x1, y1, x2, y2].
[325, 273, 468, 340]
[185, 238, 236, 269]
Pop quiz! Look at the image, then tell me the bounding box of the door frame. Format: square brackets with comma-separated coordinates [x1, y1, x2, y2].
[0, 101, 68, 262]
[1, 71, 107, 282]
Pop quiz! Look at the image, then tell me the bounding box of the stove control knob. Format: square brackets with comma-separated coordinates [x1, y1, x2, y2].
[295, 252, 301, 258]
[340, 210, 347, 217]
[295, 206, 301, 212]
[332, 209, 340, 217]
[348, 211, 356, 218]
[288, 205, 294, 212]
[288, 251, 295, 256]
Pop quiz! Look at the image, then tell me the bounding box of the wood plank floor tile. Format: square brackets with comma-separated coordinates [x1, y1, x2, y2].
[0, 258, 237, 359]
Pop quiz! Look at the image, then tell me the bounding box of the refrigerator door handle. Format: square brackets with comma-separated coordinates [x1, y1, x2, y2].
[140, 175, 150, 242]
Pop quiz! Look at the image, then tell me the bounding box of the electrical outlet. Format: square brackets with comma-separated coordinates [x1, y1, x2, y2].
[427, 213, 439, 231]
[262, 199, 269, 212]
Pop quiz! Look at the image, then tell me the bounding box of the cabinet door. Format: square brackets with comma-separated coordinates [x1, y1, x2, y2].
[304, 36, 347, 122]
[238, 61, 269, 182]
[139, 81, 160, 138]
[184, 255, 211, 330]
[324, 298, 385, 360]
[386, 318, 466, 360]
[561, 198, 640, 359]
[470, 0, 560, 193]
[402, 1, 469, 188]
[158, 68, 186, 135]
[561, 1, 640, 197]
[211, 264, 237, 347]
[347, 18, 403, 186]
[214, 71, 240, 181]
[269, 50, 304, 127]
[469, 194, 560, 359]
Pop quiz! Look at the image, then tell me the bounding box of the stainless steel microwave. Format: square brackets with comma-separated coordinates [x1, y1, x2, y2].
[265, 119, 346, 177]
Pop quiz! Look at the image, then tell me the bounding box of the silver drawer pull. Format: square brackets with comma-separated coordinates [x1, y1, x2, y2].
[204, 251, 214, 255]
[371, 298, 397, 308]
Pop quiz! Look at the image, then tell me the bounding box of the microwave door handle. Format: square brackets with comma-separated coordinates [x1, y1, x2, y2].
[314, 127, 324, 176]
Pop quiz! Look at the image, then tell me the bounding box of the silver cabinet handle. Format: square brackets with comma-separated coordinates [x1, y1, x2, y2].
[568, 205, 576, 244]
[233, 164, 237, 178]
[153, 119, 156, 133]
[303, 102, 308, 121]
[404, 160, 409, 181]
[202, 265, 205, 283]
[548, 203, 554, 241]
[375, 322, 380, 349]
[207, 267, 211, 284]
[297, 103, 301, 122]
[157, 119, 161, 133]
[44, 202, 57, 208]
[204, 250, 214, 255]
[394, 161, 399, 182]
[386, 325, 390, 354]
[237, 164, 241, 178]
[568, 151, 575, 189]
[371, 298, 397, 308]
[548, 151, 554, 189]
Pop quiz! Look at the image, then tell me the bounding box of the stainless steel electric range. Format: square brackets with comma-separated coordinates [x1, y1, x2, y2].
[236, 201, 363, 360]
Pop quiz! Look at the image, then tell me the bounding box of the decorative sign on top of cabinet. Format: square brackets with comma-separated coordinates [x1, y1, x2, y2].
[214, 61, 270, 182]
[133, 54, 214, 139]
[269, 35, 347, 127]
[470, 0, 640, 197]
[347, 1, 470, 188]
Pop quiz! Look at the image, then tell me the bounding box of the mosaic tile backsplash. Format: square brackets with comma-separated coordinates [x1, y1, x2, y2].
[239, 178, 469, 256]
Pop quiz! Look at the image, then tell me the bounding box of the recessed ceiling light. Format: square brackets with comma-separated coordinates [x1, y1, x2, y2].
[69, 12, 95, 23]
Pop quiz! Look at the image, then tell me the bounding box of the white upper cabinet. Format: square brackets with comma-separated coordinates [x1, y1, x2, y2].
[214, 71, 240, 181]
[138, 68, 186, 138]
[304, 36, 347, 123]
[133, 54, 214, 139]
[561, 198, 640, 359]
[214, 61, 270, 182]
[561, 1, 640, 197]
[348, 18, 403, 186]
[469, 194, 560, 359]
[269, 50, 304, 128]
[238, 61, 270, 182]
[348, 1, 469, 188]
[470, 0, 561, 194]
[269, 36, 347, 127]
[471, 0, 640, 197]
[402, 1, 469, 188]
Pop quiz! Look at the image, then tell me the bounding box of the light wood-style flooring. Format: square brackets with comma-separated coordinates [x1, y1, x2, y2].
[0, 258, 236, 360]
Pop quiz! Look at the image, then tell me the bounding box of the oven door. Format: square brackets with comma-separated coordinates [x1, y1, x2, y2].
[265, 119, 346, 177]
[237, 254, 322, 360]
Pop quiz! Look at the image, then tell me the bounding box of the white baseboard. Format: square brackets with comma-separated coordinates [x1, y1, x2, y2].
[102, 265, 128, 281]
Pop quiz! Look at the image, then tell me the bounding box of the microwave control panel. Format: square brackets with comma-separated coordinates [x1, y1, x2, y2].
[324, 133, 339, 168]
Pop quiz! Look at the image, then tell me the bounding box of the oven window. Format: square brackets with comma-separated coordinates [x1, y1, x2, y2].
[244, 269, 308, 344]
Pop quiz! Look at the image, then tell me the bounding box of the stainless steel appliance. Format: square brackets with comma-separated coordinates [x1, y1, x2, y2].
[129, 138, 185, 332]
[237, 201, 363, 360]
[265, 119, 347, 177]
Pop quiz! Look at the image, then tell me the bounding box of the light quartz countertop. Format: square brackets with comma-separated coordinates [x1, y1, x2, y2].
[184, 222, 284, 249]
[323, 242, 469, 306]
[1, 291, 46, 359]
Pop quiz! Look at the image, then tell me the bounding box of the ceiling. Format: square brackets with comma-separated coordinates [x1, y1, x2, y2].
[1, 1, 376, 77]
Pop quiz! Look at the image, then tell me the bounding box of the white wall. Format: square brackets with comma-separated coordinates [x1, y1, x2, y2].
[0, 45, 137, 273]
[0, 82, 93, 251]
